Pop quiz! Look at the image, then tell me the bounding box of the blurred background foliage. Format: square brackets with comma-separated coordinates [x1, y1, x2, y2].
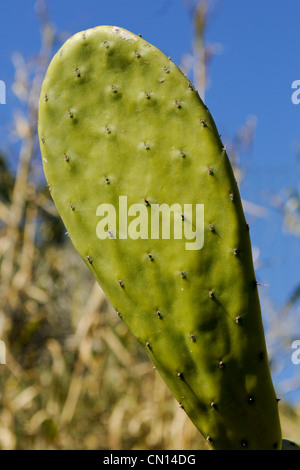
[0, 0, 299, 450]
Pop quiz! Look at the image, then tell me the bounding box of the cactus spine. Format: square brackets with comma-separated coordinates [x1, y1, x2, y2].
[38, 25, 282, 449]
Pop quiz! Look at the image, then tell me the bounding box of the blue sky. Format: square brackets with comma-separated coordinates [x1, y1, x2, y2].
[0, 0, 300, 401]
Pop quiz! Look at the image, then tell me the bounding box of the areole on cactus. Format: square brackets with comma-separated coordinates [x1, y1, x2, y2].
[38, 25, 284, 450]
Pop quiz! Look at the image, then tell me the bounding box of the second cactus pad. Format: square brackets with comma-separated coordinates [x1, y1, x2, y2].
[38, 25, 282, 449]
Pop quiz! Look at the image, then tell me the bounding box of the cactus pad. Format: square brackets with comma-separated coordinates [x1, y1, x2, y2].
[38, 25, 282, 449]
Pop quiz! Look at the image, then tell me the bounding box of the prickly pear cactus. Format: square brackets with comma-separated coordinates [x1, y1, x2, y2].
[38, 25, 282, 450]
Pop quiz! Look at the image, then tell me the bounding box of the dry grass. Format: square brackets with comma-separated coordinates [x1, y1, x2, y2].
[0, 0, 299, 451]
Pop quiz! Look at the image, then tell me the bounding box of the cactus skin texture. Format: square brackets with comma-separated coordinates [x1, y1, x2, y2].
[38, 25, 282, 450]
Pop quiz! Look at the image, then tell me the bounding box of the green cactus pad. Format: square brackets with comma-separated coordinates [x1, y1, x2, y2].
[38, 25, 282, 450]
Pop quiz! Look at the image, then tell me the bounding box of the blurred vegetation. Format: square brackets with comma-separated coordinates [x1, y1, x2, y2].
[0, 0, 299, 450]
